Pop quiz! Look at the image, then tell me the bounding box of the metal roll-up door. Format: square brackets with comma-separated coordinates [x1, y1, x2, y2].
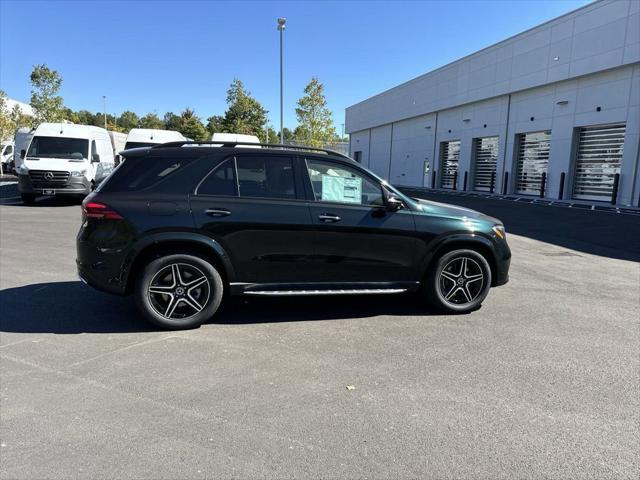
[473, 136, 499, 191]
[515, 131, 550, 195]
[572, 123, 625, 201]
[439, 140, 460, 189]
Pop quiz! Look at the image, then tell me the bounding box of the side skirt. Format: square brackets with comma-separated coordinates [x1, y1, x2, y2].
[229, 282, 420, 296]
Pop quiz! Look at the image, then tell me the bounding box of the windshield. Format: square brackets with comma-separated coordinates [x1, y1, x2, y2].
[125, 141, 156, 149]
[27, 136, 89, 160]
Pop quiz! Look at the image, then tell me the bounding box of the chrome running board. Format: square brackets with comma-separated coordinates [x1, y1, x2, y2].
[243, 288, 407, 296]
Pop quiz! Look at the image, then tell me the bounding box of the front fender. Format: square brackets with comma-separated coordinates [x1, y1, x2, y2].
[418, 232, 498, 276]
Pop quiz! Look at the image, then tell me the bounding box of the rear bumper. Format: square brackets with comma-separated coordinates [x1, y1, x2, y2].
[18, 174, 91, 196]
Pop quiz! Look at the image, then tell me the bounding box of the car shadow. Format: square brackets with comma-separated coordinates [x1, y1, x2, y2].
[0, 281, 435, 334]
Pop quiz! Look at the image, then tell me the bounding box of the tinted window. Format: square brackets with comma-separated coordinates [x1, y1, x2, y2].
[27, 136, 89, 160]
[236, 156, 295, 199]
[306, 159, 383, 206]
[4, 145, 13, 155]
[125, 142, 156, 149]
[198, 158, 237, 196]
[99, 156, 195, 192]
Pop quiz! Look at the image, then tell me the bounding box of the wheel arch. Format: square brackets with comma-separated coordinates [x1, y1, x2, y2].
[421, 234, 499, 287]
[124, 233, 235, 294]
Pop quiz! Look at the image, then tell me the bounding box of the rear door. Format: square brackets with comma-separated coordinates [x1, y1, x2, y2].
[303, 157, 417, 283]
[190, 154, 316, 283]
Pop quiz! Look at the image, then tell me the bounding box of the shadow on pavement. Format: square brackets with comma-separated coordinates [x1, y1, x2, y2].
[403, 189, 640, 262]
[0, 281, 433, 334]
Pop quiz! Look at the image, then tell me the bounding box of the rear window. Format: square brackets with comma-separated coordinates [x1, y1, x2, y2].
[99, 155, 195, 192]
[125, 141, 156, 149]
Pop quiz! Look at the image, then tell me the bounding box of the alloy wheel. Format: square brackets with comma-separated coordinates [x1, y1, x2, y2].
[438, 256, 485, 305]
[147, 263, 211, 320]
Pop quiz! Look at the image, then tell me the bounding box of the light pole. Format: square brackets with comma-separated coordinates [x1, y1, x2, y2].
[102, 96, 107, 129]
[277, 17, 286, 145]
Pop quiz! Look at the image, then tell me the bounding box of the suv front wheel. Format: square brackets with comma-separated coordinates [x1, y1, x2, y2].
[135, 253, 224, 330]
[424, 249, 492, 314]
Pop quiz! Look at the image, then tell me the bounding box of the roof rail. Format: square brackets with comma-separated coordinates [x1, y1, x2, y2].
[150, 141, 352, 160]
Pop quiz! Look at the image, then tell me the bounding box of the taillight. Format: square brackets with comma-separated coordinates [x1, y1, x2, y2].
[82, 201, 123, 221]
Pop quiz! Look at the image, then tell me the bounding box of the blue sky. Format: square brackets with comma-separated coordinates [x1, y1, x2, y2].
[1, 0, 591, 131]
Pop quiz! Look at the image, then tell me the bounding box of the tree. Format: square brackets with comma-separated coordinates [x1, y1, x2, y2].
[0, 90, 15, 144]
[221, 79, 268, 141]
[206, 115, 225, 136]
[140, 113, 164, 129]
[29, 64, 65, 123]
[117, 111, 140, 131]
[294, 77, 336, 148]
[175, 108, 208, 140]
[74, 109, 99, 126]
[278, 127, 295, 143]
[163, 112, 181, 131]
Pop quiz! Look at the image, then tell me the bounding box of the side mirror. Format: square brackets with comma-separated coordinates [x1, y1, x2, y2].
[20, 149, 26, 159]
[383, 188, 403, 211]
[92, 153, 101, 163]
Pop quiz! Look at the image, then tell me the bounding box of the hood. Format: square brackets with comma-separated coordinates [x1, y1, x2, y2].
[413, 197, 502, 225]
[23, 157, 89, 172]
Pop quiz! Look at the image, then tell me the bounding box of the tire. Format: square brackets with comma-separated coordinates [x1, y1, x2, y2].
[21, 193, 36, 205]
[422, 248, 492, 314]
[135, 253, 224, 330]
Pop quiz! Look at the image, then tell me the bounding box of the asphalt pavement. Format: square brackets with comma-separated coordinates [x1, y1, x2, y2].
[1, 189, 638, 479]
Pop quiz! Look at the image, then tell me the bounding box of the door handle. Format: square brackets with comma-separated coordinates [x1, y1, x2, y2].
[205, 208, 231, 217]
[318, 213, 341, 223]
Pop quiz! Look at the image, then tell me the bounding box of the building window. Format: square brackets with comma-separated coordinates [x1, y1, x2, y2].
[472, 136, 499, 192]
[572, 123, 625, 202]
[515, 131, 551, 195]
[353, 151, 362, 163]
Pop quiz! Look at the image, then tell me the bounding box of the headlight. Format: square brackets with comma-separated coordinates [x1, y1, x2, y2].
[70, 170, 87, 178]
[492, 225, 506, 240]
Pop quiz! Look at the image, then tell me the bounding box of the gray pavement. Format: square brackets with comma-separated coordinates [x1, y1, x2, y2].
[1, 192, 638, 479]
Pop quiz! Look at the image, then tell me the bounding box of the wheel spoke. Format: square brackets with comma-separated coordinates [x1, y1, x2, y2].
[461, 286, 473, 303]
[185, 275, 208, 291]
[466, 275, 483, 286]
[458, 257, 467, 277]
[465, 272, 483, 281]
[445, 285, 459, 301]
[172, 264, 184, 286]
[441, 271, 459, 283]
[149, 285, 174, 294]
[164, 294, 179, 318]
[184, 294, 204, 313]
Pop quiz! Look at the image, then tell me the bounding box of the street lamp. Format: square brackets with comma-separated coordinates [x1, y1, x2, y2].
[102, 96, 107, 129]
[277, 17, 286, 145]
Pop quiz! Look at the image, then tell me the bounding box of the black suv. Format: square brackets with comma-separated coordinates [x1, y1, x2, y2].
[77, 142, 510, 330]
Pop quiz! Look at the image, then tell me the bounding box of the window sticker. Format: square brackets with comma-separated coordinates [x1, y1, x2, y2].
[321, 174, 362, 203]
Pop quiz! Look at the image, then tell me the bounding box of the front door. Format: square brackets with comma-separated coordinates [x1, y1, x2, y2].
[190, 154, 315, 284]
[303, 157, 417, 283]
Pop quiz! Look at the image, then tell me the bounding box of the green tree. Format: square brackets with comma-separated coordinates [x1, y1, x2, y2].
[294, 77, 336, 148]
[0, 90, 15, 144]
[74, 109, 98, 126]
[221, 79, 268, 140]
[117, 111, 140, 131]
[175, 108, 208, 140]
[140, 113, 164, 129]
[163, 112, 181, 131]
[206, 114, 225, 137]
[29, 64, 65, 123]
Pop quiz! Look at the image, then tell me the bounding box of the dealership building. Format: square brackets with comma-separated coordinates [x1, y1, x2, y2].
[346, 0, 640, 207]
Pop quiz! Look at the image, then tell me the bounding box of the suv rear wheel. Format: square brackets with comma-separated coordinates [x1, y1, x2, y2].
[423, 249, 492, 313]
[135, 253, 224, 330]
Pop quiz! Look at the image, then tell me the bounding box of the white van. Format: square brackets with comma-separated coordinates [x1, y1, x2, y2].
[108, 131, 127, 164]
[1, 140, 14, 173]
[211, 132, 261, 147]
[14, 127, 35, 173]
[124, 128, 185, 149]
[17, 123, 115, 203]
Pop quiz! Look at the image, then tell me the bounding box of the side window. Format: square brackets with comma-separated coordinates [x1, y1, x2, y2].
[236, 155, 295, 199]
[5, 145, 13, 155]
[198, 158, 238, 196]
[305, 159, 384, 206]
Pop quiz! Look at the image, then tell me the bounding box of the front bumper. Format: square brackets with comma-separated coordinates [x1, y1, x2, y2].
[18, 173, 91, 196]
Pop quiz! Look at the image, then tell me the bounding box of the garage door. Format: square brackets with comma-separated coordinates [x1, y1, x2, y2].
[572, 123, 625, 201]
[439, 140, 460, 189]
[515, 131, 550, 195]
[472, 136, 499, 191]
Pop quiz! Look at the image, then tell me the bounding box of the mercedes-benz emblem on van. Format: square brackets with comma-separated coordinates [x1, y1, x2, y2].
[44, 172, 54, 180]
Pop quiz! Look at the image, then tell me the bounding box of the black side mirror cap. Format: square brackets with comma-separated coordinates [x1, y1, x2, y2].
[386, 195, 403, 211]
[20, 149, 26, 159]
[92, 154, 101, 163]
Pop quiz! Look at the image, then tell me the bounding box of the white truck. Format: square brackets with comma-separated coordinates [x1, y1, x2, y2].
[124, 128, 186, 149]
[211, 132, 261, 147]
[17, 123, 115, 204]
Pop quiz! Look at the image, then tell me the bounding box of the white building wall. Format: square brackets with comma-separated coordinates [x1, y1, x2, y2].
[347, 0, 640, 206]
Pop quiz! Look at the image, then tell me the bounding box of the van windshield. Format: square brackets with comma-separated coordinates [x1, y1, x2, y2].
[27, 136, 89, 160]
[125, 141, 156, 149]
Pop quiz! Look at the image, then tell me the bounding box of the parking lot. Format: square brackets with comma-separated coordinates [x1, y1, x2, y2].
[1, 182, 639, 479]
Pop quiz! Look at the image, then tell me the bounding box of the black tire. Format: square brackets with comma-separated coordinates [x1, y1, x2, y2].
[135, 253, 224, 330]
[422, 248, 492, 314]
[21, 193, 36, 205]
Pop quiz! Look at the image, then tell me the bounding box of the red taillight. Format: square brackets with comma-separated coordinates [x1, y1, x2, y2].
[82, 202, 123, 220]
